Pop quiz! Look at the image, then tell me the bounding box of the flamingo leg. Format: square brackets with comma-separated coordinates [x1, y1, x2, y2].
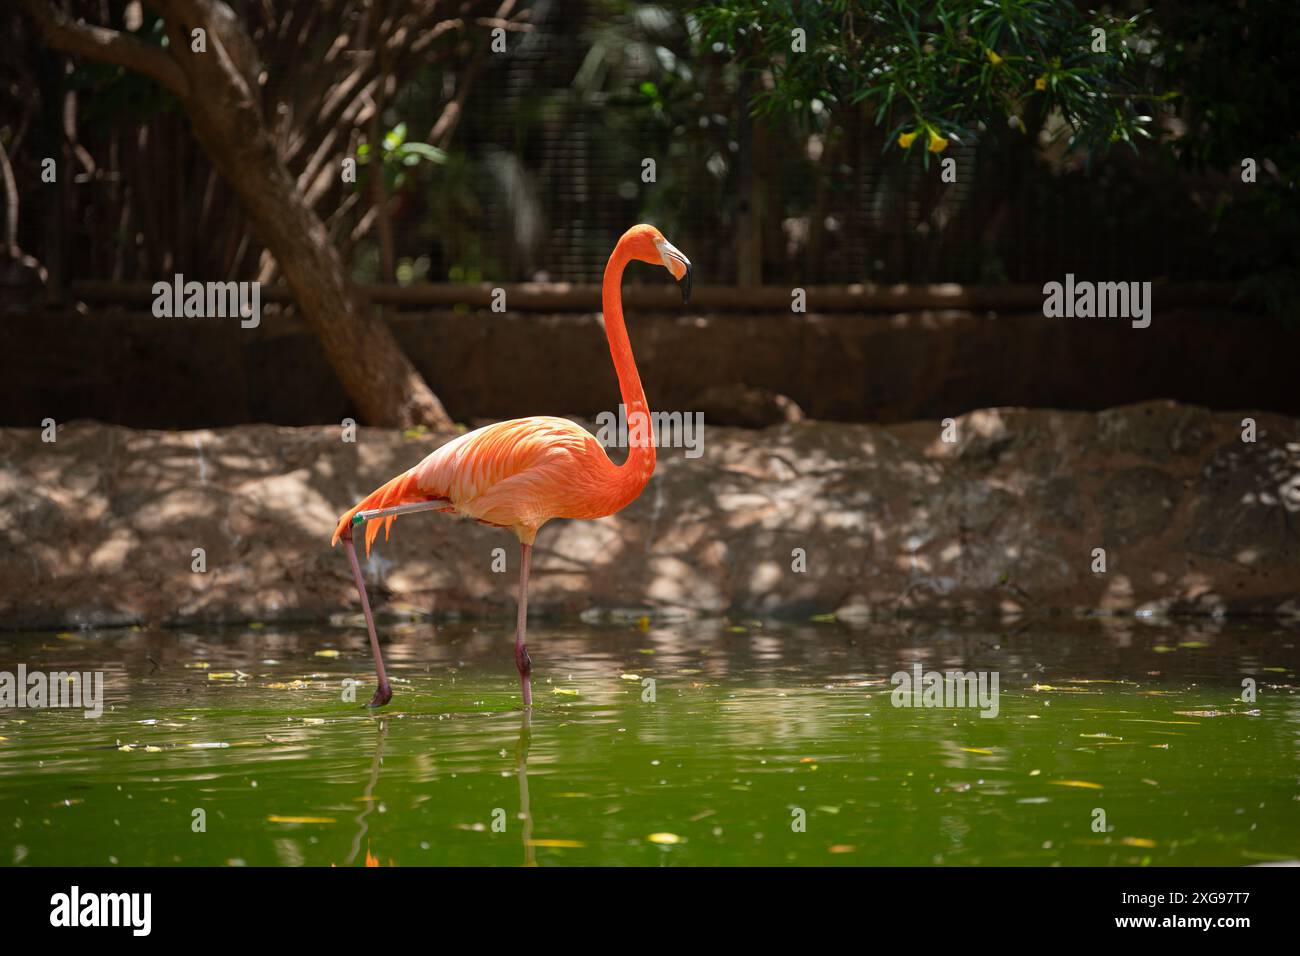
[341, 526, 392, 708]
[515, 543, 533, 708]
[337, 499, 445, 709]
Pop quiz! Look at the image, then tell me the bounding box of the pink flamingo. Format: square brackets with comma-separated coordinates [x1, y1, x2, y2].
[332, 225, 691, 708]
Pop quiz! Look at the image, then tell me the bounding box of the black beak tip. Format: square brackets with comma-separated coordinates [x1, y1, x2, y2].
[680, 266, 692, 306]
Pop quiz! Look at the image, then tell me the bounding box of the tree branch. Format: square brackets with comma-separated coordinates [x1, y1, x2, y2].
[17, 0, 190, 99]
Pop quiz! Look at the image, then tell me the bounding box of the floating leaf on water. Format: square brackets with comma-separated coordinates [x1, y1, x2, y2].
[1121, 837, 1157, 848]
[525, 839, 586, 849]
[267, 815, 336, 824]
[553, 688, 579, 696]
[1048, 780, 1103, 790]
[647, 832, 682, 845]
[314, 650, 341, 659]
[184, 662, 211, 670]
[1174, 710, 1224, 717]
[828, 844, 856, 854]
[1151, 645, 1175, 654]
[620, 674, 641, 681]
[809, 613, 838, 623]
[961, 748, 994, 755]
[1079, 733, 1121, 739]
[637, 616, 650, 632]
[1064, 679, 1136, 685]
[1177, 641, 1209, 649]
[636, 648, 656, 655]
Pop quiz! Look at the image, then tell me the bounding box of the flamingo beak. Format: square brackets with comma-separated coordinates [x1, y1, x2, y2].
[658, 239, 692, 305]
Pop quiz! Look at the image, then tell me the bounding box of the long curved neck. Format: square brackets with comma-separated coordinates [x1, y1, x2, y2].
[602, 242, 656, 488]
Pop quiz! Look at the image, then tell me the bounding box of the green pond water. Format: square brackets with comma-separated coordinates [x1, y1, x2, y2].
[1, 618, 1297, 867]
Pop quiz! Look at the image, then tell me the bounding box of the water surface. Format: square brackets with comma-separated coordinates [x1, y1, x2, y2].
[1, 618, 1297, 866]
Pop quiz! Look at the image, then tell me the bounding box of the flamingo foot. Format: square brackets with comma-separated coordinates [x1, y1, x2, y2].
[367, 680, 393, 709]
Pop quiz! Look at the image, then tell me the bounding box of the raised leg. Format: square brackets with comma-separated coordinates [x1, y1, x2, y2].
[515, 542, 533, 708]
[341, 526, 392, 708]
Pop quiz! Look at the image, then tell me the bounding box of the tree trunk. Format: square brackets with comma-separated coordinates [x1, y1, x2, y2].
[19, 0, 453, 428]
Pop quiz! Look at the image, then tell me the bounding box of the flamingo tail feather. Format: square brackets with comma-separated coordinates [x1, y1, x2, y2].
[331, 470, 441, 556]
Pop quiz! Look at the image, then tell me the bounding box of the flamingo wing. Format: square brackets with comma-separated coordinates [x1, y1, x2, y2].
[333, 416, 615, 552]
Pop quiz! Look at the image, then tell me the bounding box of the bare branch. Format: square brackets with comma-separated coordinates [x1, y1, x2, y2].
[17, 0, 190, 99]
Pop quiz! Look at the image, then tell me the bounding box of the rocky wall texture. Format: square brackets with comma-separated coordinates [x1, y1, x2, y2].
[1, 401, 1296, 628]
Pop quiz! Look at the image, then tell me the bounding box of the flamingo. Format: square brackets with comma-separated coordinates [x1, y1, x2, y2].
[332, 224, 692, 708]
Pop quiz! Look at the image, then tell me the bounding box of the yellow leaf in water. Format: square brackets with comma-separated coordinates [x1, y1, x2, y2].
[314, 650, 341, 659]
[267, 815, 336, 824]
[208, 672, 238, 680]
[961, 747, 994, 755]
[1049, 780, 1103, 790]
[525, 839, 586, 849]
[185, 662, 211, 670]
[828, 844, 856, 854]
[647, 833, 682, 845]
[637, 616, 650, 632]
[809, 614, 837, 623]
[1121, 837, 1157, 848]
[620, 674, 641, 681]
[553, 688, 579, 696]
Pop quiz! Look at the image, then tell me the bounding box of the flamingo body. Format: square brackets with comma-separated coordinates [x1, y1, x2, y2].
[332, 413, 653, 552]
[331, 224, 691, 708]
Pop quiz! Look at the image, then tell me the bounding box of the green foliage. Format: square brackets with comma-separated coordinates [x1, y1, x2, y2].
[692, 0, 1159, 163]
[357, 122, 448, 192]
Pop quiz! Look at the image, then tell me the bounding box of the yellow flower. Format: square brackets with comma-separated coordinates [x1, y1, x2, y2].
[927, 129, 948, 153]
[986, 49, 1003, 67]
[1034, 75, 1047, 91]
[898, 130, 918, 149]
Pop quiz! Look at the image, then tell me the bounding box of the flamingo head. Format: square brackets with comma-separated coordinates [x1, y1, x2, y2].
[625, 224, 692, 305]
